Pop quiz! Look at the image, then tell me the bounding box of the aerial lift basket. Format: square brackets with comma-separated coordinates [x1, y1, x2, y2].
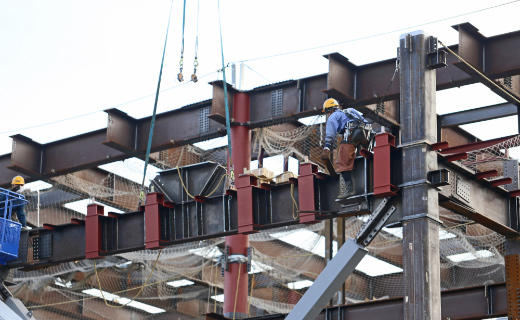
[0, 187, 27, 265]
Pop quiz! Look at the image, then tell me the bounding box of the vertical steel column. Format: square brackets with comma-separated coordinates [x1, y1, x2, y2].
[399, 31, 441, 319]
[224, 92, 251, 319]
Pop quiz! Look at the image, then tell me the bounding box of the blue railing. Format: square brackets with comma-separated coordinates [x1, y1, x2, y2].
[0, 187, 27, 265]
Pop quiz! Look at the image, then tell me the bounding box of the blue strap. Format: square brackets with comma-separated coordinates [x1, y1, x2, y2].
[218, 0, 232, 164]
[180, 0, 187, 59]
[139, 0, 175, 206]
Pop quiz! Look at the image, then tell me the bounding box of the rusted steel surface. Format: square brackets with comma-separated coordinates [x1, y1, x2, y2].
[439, 134, 517, 155]
[505, 254, 520, 319]
[440, 103, 518, 128]
[2, 25, 520, 188]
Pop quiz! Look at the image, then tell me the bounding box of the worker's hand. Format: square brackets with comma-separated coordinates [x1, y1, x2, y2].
[321, 148, 331, 160]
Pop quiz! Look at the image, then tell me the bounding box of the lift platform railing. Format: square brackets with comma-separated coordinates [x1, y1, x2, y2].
[0, 187, 27, 265]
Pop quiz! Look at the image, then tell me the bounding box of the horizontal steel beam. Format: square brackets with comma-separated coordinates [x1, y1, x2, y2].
[207, 283, 507, 320]
[438, 159, 517, 236]
[438, 134, 517, 155]
[8, 148, 518, 268]
[440, 103, 518, 127]
[325, 23, 520, 121]
[2, 24, 520, 188]
[317, 283, 507, 320]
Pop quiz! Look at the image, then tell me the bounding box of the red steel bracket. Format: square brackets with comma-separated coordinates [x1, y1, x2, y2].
[490, 177, 513, 187]
[445, 152, 468, 162]
[432, 141, 450, 151]
[236, 174, 261, 234]
[145, 193, 171, 250]
[298, 163, 320, 224]
[373, 133, 398, 197]
[85, 204, 106, 259]
[476, 170, 499, 180]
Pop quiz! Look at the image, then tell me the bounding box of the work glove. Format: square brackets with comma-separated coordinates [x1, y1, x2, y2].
[321, 148, 331, 160]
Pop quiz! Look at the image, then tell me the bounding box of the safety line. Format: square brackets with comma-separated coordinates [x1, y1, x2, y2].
[0, 68, 220, 136]
[243, 63, 272, 83]
[247, 273, 255, 316]
[233, 263, 242, 320]
[291, 183, 299, 219]
[439, 39, 520, 105]
[28, 262, 211, 309]
[206, 262, 216, 312]
[93, 249, 163, 309]
[138, 0, 176, 207]
[255, 266, 303, 296]
[217, 0, 233, 166]
[176, 166, 231, 198]
[238, 0, 520, 63]
[5, 1, 520, 138]
[214, 264, 218, 313]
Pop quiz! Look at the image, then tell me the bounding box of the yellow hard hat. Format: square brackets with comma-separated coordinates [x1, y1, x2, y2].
[12, 176, 25, 185]
[323, 98, 339, 112]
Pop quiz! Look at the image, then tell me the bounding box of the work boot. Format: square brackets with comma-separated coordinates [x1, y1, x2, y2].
[337, 181, 355, 200]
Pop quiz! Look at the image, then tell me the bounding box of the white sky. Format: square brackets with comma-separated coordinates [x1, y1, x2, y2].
[1, 0, 520, 156]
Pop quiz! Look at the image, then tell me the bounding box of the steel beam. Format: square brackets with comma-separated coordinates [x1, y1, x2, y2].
[285, 238, 368, 320]
[314, 283, 507, 320]
[8, 131, 127, 181]
[2, 25, 520, 188]
[438, 160, 517, 235]
[440, 102, 518, 128]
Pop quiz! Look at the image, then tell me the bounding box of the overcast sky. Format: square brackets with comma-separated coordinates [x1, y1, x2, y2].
[1, 0, 520, 156]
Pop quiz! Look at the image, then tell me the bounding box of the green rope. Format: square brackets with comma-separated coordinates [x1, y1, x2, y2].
[217, 0, 233, 165]
[138, 0, 174, 207]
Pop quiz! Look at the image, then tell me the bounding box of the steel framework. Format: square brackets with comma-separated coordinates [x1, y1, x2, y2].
[1, 22, 520, 319]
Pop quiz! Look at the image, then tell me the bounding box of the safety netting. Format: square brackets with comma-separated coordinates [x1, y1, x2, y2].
[453, 134, 520, 175]
[6, 119, 509, 319]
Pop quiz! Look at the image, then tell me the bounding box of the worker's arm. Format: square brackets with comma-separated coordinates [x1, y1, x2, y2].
[324, 112, 341, 149]
[322, 112, 341, 159]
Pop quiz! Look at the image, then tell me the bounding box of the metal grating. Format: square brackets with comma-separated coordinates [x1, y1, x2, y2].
[271, 89, 283, 117]
[198, 107, 210, 133]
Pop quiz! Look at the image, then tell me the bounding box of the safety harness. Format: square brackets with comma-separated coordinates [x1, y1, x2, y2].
[341, 109, 375, 150]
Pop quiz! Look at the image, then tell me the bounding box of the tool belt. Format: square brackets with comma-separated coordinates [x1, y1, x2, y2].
[343, 121, 373, 146]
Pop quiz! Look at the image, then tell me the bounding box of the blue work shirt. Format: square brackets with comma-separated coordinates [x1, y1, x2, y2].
[325, 108, 367, 148]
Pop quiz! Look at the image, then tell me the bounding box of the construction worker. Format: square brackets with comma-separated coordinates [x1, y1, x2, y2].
[0, 176, 27, 228]
[321, 98, 368, 199]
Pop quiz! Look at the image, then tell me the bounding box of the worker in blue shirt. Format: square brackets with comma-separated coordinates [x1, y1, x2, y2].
[0, 176, 27, 228]
[321, 98, 368, 199]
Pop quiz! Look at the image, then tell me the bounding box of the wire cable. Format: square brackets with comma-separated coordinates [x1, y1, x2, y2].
[93, 248, 163, 308]
[28, 260, 209, 310]
[178, 0, 187, 81]
[192, 0, 200, 82]
[238, 0, 520, 63]
[243, 63, 272, 83]
[5, 1, 519, 137]
[0, 68, 219, 136]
